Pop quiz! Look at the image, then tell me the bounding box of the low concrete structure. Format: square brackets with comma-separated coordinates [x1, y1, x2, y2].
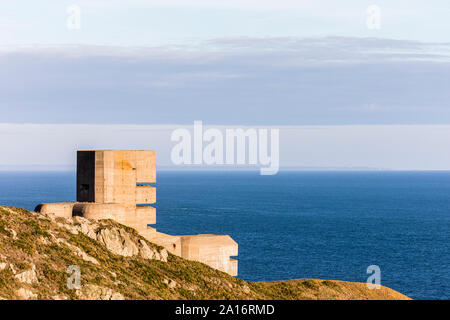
[35, 150, 238, 276]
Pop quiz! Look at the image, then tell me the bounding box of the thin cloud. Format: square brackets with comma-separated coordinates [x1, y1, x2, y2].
[0, 37, 449, 125]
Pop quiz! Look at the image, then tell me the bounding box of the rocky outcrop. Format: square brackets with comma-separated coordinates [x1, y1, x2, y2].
[15, 288, 37, 300]
[42, 212, 168, 262]
[76, 285, 124, 300]
[0, 206, 411, 300]
[97, 228, 139, 257]
[15, 264, 38, 284]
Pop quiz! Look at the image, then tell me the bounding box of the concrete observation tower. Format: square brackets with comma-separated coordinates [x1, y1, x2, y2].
[35, 150, 238, 276]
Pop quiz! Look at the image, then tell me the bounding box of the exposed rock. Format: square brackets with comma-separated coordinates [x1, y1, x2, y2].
[15, 264, 38, 284]
[0, 254, 6, 270]
[52, 295, 68, 300]
[39, 212, 56, 222]
[77, 221, 98, 240]
[2, 207, 16, 215]
[9, 264, 16, 275]
[163, 279, 177, 289]
[136, 239, 168, 262]
[242, 285, 251, 294]
[73, 216, 99, 240]
[185, 284, 198, 292]
[6, 228, 17, 240]
[39, 236, 52, 245]
[42, 214, 166, 263]
[56, 238, 99, 265]
[138, 239, 155, 260]
[76, 285, 124, 300]
[34, 212, 166, 263]
[96, 228, 139, 257]
[159, 248, 168, 262]
[79, 252, 98, 265]
[16, 288, 37, 300]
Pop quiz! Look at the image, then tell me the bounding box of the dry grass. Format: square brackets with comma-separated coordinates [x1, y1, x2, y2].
[0, 206, 410, 300]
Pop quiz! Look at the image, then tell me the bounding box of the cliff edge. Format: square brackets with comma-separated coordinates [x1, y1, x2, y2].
[0, 206, 410, 300]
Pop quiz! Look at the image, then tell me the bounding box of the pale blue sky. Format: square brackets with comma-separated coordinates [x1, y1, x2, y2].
[1, 1, 450, 169]
[1, 0, 449, 46]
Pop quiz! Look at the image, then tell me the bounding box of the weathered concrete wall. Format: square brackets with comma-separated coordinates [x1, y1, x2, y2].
[135, 186, 156, 204]
[147, 232, 182, 257]
[181, 235, 238, 276]
[76, 150, 156, 205]
[34, 203, 75, 219]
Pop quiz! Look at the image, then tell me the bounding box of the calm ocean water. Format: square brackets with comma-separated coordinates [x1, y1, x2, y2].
[0, 171, 449, 300]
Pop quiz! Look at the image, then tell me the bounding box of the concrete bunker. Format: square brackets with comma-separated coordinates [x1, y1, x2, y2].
[35, 150, 238, 276]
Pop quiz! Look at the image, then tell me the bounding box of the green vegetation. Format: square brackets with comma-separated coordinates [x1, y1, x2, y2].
[0, 206, 410, 300]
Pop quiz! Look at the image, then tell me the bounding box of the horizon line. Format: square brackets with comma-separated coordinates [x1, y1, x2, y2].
[2, 168, 450, 173]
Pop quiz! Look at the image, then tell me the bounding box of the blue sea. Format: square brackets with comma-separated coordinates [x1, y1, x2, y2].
[0, 171, 449, 300]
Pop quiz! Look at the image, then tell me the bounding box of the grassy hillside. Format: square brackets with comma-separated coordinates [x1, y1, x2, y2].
[0, 206, 410, 300]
